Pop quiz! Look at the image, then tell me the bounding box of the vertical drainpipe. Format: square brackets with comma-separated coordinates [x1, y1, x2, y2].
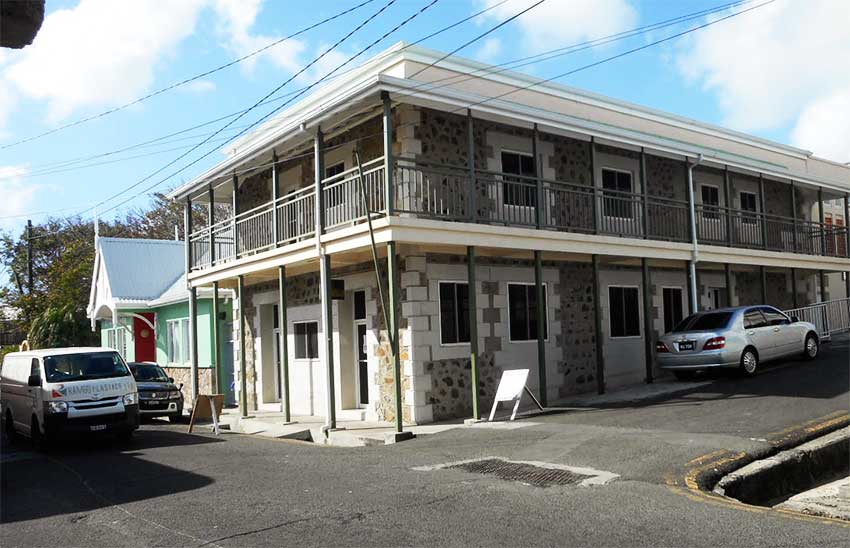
[232, 172, 239, 259]
[238, 275, 248, 417]
[592, 255, 605, 395]
[314, 126, 336, 431]
[686, 156, 703, 313]
[589, 137, 598, 234]
[640, 148, 648, 238]
[279, 265, 290, 421]
[208, 185, 216, 267]
[724, 166, 733, 246]
[467, 109, 476, 222]
[790, 181, 798, 253]
[758, 174, 767, 250]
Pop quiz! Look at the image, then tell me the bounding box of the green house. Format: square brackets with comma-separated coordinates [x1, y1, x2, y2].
[87, 237, 234, 402]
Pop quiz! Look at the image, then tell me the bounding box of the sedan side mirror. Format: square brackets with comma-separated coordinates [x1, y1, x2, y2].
[168, 377, 174, 383]
[27, 374, 42, 387]
[790, 316, 799, 323]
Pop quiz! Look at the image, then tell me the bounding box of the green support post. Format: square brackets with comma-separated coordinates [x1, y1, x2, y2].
[534, 250, 547, 406]
[791, 268, 799, 309]
[238, 275, 248, 417]
[279, 265, 290, 421]
[641, 258, 653, 384]
[725, 264, 733, 307]
[760, 266, 768, 305]
[467, 246, 480, 420]
[212, 281, 222, 394]
[592, 255, 605, 395]
[387, 241, 403, 432]
[320, 254, 336, 429]
[189, 286, 199, 403]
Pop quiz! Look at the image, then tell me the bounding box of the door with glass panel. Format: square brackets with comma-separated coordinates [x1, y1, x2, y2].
[353, 291, 369, 407]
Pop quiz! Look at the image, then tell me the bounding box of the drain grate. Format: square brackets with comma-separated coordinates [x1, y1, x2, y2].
[447, 458, 590, 487]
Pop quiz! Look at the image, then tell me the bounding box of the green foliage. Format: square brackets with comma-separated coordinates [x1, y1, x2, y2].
[27, 304, 96, 349]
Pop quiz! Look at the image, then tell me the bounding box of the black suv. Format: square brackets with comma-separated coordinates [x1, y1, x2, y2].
[128, 362, 184, 422]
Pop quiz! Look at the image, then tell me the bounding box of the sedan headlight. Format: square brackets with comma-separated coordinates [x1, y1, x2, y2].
[169, 391, 182, 400]
[47, 401, 68, 414]
[123, 393, 138, 405]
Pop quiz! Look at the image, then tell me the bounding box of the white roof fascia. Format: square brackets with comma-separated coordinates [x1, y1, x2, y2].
[396, 44, 814, 160]
[378, 75, 850, 193]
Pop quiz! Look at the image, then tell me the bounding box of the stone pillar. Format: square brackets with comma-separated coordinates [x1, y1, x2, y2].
[400, 254, 431, 424]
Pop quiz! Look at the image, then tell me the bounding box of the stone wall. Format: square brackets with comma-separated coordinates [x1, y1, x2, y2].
[556, 262, 598, 396]
[165, 367, 213, 402]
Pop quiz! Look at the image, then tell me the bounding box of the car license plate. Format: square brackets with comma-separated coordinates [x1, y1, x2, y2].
[90, 424, 106, 432]
[678, 341, 695, 351]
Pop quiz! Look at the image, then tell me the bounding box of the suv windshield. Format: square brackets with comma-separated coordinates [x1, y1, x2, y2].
[672, 312, 733, 333]
[44, 351, 131, 383]
[130, 363, 169, 382]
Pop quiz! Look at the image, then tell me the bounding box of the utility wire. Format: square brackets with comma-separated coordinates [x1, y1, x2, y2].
[0, 0, 379, 151]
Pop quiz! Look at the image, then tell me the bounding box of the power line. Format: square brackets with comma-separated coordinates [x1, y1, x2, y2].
[0, 0, 379, 151]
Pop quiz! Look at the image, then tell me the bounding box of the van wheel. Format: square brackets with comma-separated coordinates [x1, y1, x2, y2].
[739, 348, 758, 377]
[803, 333, 819, 360]
[673, 371, 696, 381]
[30, 416, 47, 451]
[4, 410, 16, 441]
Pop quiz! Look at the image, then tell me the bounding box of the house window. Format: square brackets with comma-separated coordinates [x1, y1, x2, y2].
[662, 287, 683, 334]
[508, 283, 547, 342]
[439, 282, 470, 345]
[501, 151, 536, 207]
[354, 290, 366, 321]
[608, 286, 640, 338]
[324, 162, 346, 208]
[105, 327, 128, 360]
[294, 321, 319, 359]
[166, 318, 189, 365]
[701, 185, 720, 219]
[325, 162, 345, 179]
[601, 169, 634, 219]
[740, 191, 758, 224]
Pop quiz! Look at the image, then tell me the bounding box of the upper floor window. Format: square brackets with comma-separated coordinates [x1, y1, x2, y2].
[739, 191, 758, 224]
[601, 169, 634, 219]
[324, 162, 346, 208]
[701, 185, 720, 219]
[508, 283, 547, 342]
[439, 282, 470, 345]
[501, 151, 536, 207]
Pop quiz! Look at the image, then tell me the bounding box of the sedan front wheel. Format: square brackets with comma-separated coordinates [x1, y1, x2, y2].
[803, 334, 819, 360]
[739, 349, 758, 377]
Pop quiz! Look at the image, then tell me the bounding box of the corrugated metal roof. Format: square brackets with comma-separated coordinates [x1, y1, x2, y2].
[147, 274, 189, 307]
[98, 237, 184, 302]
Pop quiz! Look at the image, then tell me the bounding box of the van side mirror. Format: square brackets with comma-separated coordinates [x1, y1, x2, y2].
[790, 316, 799, 323]
[27, 374, 41, 387]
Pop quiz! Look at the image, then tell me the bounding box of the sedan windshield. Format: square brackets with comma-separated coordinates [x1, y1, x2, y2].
[672, 312, 733, 333]
[130, 363, 169, 382]
[44, 351, 131, 383]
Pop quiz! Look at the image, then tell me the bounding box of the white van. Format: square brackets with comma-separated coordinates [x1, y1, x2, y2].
[1, 347, 139, 446]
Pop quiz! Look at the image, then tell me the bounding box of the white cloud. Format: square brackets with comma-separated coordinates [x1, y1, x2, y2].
[182, 80, 217, 94]
[477, 37, 503, 61]
[5, 0, 208, 122]
[479, 0, 638, 54]
[0, 166, 39, 229]
[676, 0, 850, 162]
[211, 0, 306, 74]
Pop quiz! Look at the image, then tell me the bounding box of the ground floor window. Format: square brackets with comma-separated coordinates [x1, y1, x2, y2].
[439, 282, 470, 344]
[105, 326, 129, 360]
[609, 286, 640, 338]
[508, 283, 547, 341]
[294, 321, 319, 359]
[166, 318, 189, 365]
[662, 287, 684, 334]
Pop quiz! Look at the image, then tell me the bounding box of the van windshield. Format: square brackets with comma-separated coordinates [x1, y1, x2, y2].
[43, 352, 131, 383]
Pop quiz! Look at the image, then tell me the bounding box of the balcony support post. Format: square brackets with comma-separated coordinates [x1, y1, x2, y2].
[387, 241, 403, 432]
[725, 263, 733, 307]
[590, 137, 598, 234]
[382, 91, 394, 216]
[232, 173, 239, 258]
[791, 181, 798, 253]
[640, 148, 648, 238]
[212, 281, 222, 395]
[185, 196, 193, 272]
[278, 265, 290, 422]
[534, 250, 548, 406]
[534, 124, 543, 229]
[819, 270, 827, 303]
[272, 150, 280, 248]
[315, 129, 325, 234]
[724, 166, 733, 246]
[845, 193, 850, 297]
[686, 261, 697, 314]
[592, 254, 605, 395]
[758, 174, 767, 250]
[189, 286, 199, 404]
[467, 110, 476, 222]
[791, 268, 799, 309]
[818, 188, 826, 256]
[641, 258, 653, 383]
[686, 156, 701, 313]
[237, 275, 248, 417]
[207, 185, 215, 266]
[467, 246, 480, 420]
[760, 266, 768, 305]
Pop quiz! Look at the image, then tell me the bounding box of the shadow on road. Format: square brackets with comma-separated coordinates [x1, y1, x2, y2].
[1, 427, 220, 524]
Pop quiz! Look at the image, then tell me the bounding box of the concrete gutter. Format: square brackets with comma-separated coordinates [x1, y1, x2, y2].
[714, 426, 850, 506]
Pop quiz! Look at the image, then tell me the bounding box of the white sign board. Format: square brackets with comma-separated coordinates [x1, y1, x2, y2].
[489, 369, 530, 421]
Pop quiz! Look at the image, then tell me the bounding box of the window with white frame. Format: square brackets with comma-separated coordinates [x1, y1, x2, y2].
[601, 169, 634, 219]
[105, 326, 129, 360]
[609, 286, 640, 338]
[501, 151, 536, 207]
[439, 282, 470, 345]
[166, 318, 190, 365]
[294, 321, 319, 359]
[508, 283, 547, 342]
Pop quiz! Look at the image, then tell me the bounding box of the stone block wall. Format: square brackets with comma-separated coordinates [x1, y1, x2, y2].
[556, 262, 598, 396]
[165, 367, 213, 402]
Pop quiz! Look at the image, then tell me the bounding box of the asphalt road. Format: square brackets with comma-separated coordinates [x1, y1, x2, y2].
[2, 335, 848, 547]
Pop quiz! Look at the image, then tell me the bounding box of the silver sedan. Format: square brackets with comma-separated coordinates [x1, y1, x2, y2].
[656, 305, 819, 380]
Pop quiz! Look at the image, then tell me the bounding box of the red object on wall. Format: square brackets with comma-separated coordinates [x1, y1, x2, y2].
[133, 313, 156, 363]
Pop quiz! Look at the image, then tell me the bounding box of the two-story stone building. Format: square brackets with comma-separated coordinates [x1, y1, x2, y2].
[168, 43, 850, 429]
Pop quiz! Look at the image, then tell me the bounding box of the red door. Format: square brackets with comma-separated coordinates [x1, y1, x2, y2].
[134, 313, 156, 363]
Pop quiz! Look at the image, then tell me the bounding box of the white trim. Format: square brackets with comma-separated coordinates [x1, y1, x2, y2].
[437, 280, 471, 347]
[607, 285, 642, 339]
[506, 282, 549, 344]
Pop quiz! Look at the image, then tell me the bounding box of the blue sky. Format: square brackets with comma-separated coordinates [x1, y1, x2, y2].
[0, 0, 848, 244]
